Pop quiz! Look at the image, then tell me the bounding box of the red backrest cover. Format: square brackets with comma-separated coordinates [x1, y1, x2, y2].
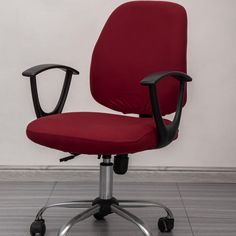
[90, 1, 187, 115]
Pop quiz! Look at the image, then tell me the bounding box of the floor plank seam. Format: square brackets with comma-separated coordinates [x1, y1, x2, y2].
[45, 181, 58, 206]
[176, 183, 195, 236]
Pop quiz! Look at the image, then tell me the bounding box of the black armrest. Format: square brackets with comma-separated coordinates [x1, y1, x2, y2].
[22, 64, 79, 77]
[22, 64, 79, 118]
[141, 71, 192, 85]
[140, 71, 192, 148]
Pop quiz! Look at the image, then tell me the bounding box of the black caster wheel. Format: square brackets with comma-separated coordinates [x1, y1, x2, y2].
[158, 217, 174, 232]
[30, 219, 46, 236]
[93, 212, 107, 220]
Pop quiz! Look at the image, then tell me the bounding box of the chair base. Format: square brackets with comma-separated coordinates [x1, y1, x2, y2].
[30, 156, 174, 236]
[30, 198, 174, 236]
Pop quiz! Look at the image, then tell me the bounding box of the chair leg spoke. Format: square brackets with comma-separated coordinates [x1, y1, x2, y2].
[111, 204, 153, 236]
[35, 200, 93, 220]
[57, 204, 100, 236]
[119, 200, 174, 218]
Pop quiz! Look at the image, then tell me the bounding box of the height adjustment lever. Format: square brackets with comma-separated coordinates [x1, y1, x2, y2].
[60, 153, 80, 162]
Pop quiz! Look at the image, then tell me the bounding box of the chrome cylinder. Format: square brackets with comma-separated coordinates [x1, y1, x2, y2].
[99, 157, 113, 199]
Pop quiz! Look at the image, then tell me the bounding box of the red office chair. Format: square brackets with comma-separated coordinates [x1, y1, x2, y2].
[23, 1, 192, 236]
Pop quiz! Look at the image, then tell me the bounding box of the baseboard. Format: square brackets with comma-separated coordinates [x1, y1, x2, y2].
[0, 166, 236, 183]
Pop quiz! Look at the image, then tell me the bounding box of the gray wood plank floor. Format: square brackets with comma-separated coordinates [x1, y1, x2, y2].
[0, 181, 235, 236]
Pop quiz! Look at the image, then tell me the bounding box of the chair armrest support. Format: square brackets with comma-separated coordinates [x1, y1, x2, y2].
[140, 71, 192, 148]
[22, 64, 79, 118]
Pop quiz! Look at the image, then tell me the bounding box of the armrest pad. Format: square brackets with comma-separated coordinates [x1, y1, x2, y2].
[141, 71, 192, 86]
[22, 64, 79, 77]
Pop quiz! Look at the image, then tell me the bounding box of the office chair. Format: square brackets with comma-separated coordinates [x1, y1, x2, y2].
[22, 1, 192, 236]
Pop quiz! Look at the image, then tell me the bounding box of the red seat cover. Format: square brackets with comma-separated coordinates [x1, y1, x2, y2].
[90, 1, 187, 115]
[27, 112, 172, 154]
[26, 1, 186, 155]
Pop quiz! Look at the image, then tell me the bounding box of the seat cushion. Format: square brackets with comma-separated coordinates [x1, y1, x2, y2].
[27, 112, 173, 155]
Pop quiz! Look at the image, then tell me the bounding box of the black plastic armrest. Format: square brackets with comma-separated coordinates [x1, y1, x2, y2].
[22, 64, 79, 118]
[22, 64, 79, 77]
[140, 71, 192, 148]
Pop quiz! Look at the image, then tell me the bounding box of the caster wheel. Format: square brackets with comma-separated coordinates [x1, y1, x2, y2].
[30, 219, 46, 236]
[93, 212, 107, 220]
[158, 217, 174, 232]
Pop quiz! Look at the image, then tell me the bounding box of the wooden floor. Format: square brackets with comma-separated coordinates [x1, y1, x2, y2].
[0, 181, 236, 236]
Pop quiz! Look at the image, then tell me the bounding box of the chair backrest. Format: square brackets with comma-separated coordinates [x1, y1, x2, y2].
[90, 1, 187, 116]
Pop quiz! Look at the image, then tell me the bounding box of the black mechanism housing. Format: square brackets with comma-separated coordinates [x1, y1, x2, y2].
[113, 154, 129, 175]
